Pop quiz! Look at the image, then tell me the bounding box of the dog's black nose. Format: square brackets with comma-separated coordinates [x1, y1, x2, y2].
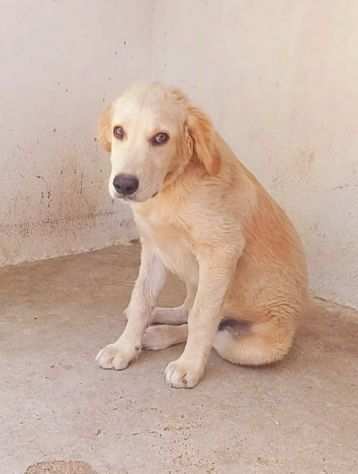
[113, 174, 139, 196]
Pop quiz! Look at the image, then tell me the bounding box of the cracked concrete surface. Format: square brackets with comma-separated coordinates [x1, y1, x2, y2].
[1, 244, 358, 474]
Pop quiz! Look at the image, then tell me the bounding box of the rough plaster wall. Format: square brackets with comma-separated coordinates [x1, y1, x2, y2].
[0, 0, 154, 266]
[151, 0, 358, 306]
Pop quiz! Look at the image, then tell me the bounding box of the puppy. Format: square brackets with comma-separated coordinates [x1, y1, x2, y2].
[96, 83, 308, 388]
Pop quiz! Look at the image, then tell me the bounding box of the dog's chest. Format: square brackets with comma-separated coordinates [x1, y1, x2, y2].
[134, 209, 198, 284]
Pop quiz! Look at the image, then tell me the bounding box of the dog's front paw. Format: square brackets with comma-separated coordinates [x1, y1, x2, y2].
[96, 342, 138, 370]
[165, 357, 205, 389]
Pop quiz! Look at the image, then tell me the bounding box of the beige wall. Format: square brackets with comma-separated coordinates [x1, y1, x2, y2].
[1, 1, 357, 307]
[0, 0, 150, 265]
[151, 0, 358, 307]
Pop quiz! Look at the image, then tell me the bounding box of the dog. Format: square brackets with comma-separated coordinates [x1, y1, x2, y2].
[96, 82, 308, 388]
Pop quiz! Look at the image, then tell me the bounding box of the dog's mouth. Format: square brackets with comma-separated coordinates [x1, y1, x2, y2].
[112, 191, 158, 203]
[111, 191, 136, 201]
[122, 194, 137, 202]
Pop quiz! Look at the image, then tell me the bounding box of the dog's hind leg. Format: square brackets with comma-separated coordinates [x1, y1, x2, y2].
[151, 306, 189, 325]
[143, 324, 188, 350]
[151, 283, 196, 325]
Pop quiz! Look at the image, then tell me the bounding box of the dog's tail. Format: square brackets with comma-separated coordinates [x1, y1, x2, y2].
[214, 316, 295, 366]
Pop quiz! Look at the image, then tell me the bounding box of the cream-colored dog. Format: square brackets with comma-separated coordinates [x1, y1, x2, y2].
[96, 82, 308, 388]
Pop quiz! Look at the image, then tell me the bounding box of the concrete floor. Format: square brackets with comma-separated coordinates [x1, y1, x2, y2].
[1, 244, 358, 474]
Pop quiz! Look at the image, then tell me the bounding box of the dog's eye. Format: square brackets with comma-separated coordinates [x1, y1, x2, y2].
[151, 132, 169, 146]
[113, 126, 125, 140]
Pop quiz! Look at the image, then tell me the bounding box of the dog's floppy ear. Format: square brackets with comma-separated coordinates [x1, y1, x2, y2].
[97, 105, 112, 152]
[186, 106, 220, 175]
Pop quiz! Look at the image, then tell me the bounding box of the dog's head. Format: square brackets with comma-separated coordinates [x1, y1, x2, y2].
[98, 83, 220, 203]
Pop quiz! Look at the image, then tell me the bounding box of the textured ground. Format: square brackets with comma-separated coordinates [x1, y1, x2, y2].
[1, 244, 358, 474]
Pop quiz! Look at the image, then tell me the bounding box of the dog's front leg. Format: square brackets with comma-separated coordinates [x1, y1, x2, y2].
[96, 243, 166, 370]
[165, 250, 238, 388]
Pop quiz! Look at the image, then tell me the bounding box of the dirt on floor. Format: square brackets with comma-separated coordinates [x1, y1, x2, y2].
[25, 460, 97, 474]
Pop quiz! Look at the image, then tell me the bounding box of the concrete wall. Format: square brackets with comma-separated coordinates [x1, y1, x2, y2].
[1, 1, 357, 307]
[151, 0, 358, 307]
[0, 0, 152, 266]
